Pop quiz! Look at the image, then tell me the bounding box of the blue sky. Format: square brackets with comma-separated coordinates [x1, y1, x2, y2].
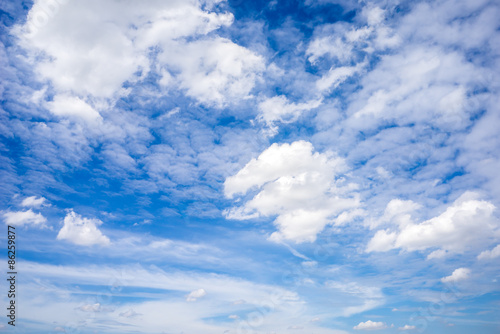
[1, 0, 500, 333]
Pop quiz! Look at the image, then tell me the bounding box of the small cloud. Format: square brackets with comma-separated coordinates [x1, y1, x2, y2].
[3, 209, 47, 227]
[427, 249, 448, 260]
[354, 320, 387, 330]
[228, 314, 239, 319]
[57, 211, 110, 246]
[119, 309, 141, 318]
[441, 268, 470, 283]
[77, 303, 101, 312]
[186, 288, 206, 302]
[310, 317, 321, 322]
[54, 327, 66, 332]
[398, 325, 416, 331]
[21, 196, 47, 208]
[478, 244, 500, 260]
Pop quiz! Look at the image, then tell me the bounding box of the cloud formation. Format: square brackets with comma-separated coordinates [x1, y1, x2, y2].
[224, 140, 360, 243]
[56, 211, 110, 246]
[353, 320, 387, 330]
[3, 209, 47, 227]
[367, 192, 499, 255]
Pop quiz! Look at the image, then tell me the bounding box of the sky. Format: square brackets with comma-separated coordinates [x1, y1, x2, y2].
[0, 0, 500, 333]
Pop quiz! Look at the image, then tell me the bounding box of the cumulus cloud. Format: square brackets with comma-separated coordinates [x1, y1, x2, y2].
[441, 268, 471, 283]
[21, 196, 47, 208]
[398, 325, 416, 331]
[46, 95, 102, 123]
[367, 192, 499, 255]
[224, 141, 360, 243]
[56, 211, 110, 246]
[186, 288, 206, 302]
[13, 0, 263, 109]
[477, 244, 500, 260]
[353, 320, 387, 330]
[3, 209, 47, 227]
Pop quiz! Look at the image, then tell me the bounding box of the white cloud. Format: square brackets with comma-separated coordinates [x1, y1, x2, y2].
[258, 96, 322, 135]
[56, 211, 110, 246]
[228, 314, 239, 319]
[441, 268, 471, 283]
[3, 209, 47, 227]
[14, 0, 263, 109]
[316, 65, 362, 93]
[186, 288, 207, 302]
[46, 95, 102, 123]
[478, 244, 500, 260]
[162, 37, 265, 107]
[353, 320, 387, 330]
[78, 303, 102, 312]
[224, 141, 360, 243]
[21, 196, 47, 208]
[366, 192, 499, 254]
[398, 325, 416, 331]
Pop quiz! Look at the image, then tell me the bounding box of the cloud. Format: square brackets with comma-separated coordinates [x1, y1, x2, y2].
[441, 268, 471, 283]
[353, 320, 387, 330]
[56, 211, 110, 246]
[316, 64, 362, 93]
[326, 281, 384, 317]
[186, 288, 207, 302]
[366, 192, 499, 254]
[224, 141, 360, 243]
[13, 0, 263, 109]
[3, 209, 47, 227]
[257, 96, 322, 135]
[162, 37, 265, 107]
[478, 244, 500, 260]
[77, 303, 102, 312]
[398, 325, 416, 331]
[46, 95, 102, 123]
[21, 196, 47, 208]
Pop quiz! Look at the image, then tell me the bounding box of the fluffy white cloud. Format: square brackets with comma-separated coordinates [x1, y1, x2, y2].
[56, 211, 110, 246]
[224, 141, 360, 243]
[367, 192, 499, 255]
[13, 0, 263, 109]
[21, 196, 47, 208]
[257, 96, 322, 135]
[477, 244, 500, 260]
[186, 288, 207, 302]
[160, 37, 265, 107]
[441, 268, 471, 283]
[46, 95, 102, 123]
[398, 325, 416, 331]
[3, 209, 46, 227]
[353, 320, 387, 330]
[307, 6, 398, 65]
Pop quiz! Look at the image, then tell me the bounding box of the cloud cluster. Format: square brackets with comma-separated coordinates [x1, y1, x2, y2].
[2, 209, 47, 227]
[353, 320, 387, 330]
[56, 211, 110, 246]
[224, 140, 360, 243]
[441, 267, 471, 283]
[367, 192, 499, 256]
